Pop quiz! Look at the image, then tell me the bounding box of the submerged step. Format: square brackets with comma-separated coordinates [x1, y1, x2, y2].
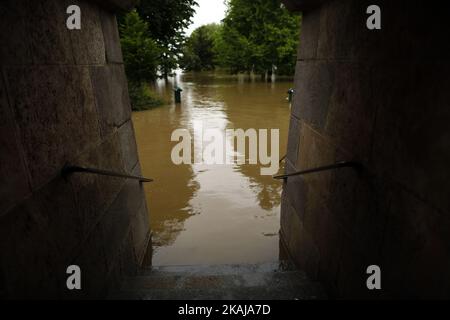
[114, 261, 326, 300]
[143, 261, 297, 276]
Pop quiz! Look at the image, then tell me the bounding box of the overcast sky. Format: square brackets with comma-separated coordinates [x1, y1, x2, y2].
[185, 0, 227, 35]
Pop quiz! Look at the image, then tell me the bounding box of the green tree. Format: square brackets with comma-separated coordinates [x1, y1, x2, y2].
[119, 10, 160, 83]
[217, 0, 301, 77]
[181, 24, 221, 71]
[119, 11, 163, 110]
[137, 0, 198, 78]
[214, 23, 253, 74]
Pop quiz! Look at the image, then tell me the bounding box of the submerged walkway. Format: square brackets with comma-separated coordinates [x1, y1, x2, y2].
[114, 262, 325, 300]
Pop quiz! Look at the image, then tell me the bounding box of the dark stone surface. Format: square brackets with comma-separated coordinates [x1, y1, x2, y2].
[296, 7, 320, 60]
[0, 203, 63, 299]
[282, 0, 450, 299]
[5, 66, 72, 189]
[27, 0, 74, 65]
[90, 65, 132, 137]
[0, 3, 32, 65]
[100, 11, 124, 63]
[64, 67, 102, 160]
[131, 200, 151, 264]
[0, 0, 147, 299]
[101, 165, 147, 273]
[292, 61, 334, 129]
[324, 62, 375, 161]
[5, 66, 101, 190]
[0, 73, 31, 213]
[118, 120, 140, 173]
[67, 1, 106, 65]
[68, 223, 109, 299]
[26, 178, 83, 264]
[286, 116, 300, 165]
[69, 132, 126, 239]
[381, 186, 450, 298]
[371, 62, 450, 215]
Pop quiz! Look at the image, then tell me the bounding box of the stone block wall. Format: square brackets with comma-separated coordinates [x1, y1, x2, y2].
[281, 0, 450, 298]
[0, 0, 150, 299]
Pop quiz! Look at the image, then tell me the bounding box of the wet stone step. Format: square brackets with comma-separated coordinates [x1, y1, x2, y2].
[113, 262, 326, 300]
[143, 261, 298, 276]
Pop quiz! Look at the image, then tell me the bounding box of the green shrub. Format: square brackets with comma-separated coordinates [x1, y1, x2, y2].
[128, 82, 165, 111]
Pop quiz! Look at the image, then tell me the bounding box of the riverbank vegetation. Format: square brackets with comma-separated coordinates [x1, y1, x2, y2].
[119, 0, 198, 110]
[118, 0, 299, 110]
[181, 0, 301, 77]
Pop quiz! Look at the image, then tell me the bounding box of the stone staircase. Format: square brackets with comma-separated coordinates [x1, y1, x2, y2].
[113, 261, 325, 300]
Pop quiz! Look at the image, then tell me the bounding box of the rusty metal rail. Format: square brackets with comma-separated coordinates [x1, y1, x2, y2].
[273, 161, 362, 180]
[62, 165, 154, 183]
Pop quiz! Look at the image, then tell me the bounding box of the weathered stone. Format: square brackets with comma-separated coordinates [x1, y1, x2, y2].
[371, 62, 450, 214]
[317, 0, 368, 61]
[328, 161, 387, 256]
[324, 62, 375, 161]
[100, 11, 124, 63]
[69, 132, 126, 240]
[101, 167, 146, 273]
[131, 201, 151, 264]
[282, 0, 450, 299]
[28, 177, 83, 261]
[0, 0, 28, 14]
[0, 204, 63, 299]
[284, 161, 307, 221]
[5, 66, 102, 190]
[90, 65, 132, 137]
[335, 236, 376, 299]
[296, 7, 320, 60]
[285, 116, 300, 166]
[296, 122, 336, 198]
[105, 230, 139, 297]
[68, 223, 109, 299]
[0, 0, 147, 300]
[5, 66, 72, 189]
[381, 187, 450, 298]
[118, 120, 139, 173]
[0, 4, 32, 65]
[314, 206, 342, 297]
[64, 67, 102, 159]
[119, 231, 139, 277]
[27, 0, 74, 65]
[0, 74, 31, 213]
[292, 61, 334, 129]
[66, 0, 106, 65]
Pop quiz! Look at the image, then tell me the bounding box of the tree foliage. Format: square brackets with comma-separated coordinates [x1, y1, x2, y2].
[119, 10, 164, 110]
[136, 0, 198, 77]
[180, 24, 221, 71]
[218, 0, 301, 76]
[137, 0, 198, 44]
[119, 0, 299, 82]
[119, 10, 160, 83]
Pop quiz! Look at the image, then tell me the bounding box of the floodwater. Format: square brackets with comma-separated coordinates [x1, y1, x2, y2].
[132, 72, 291, 266]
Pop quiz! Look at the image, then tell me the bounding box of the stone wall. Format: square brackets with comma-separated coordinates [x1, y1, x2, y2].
[281, 0, 450, 298]
[0, 0, 150, 299]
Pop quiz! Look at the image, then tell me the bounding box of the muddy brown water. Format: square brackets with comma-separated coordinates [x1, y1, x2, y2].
[133, 72, 292, 266]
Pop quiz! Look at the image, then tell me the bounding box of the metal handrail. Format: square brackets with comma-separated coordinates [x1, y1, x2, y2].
[62, 165, 154, 183]
[273, 161, 362, 180]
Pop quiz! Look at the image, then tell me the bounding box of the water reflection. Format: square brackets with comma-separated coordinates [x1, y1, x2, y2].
[133, 72, 291, 266]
